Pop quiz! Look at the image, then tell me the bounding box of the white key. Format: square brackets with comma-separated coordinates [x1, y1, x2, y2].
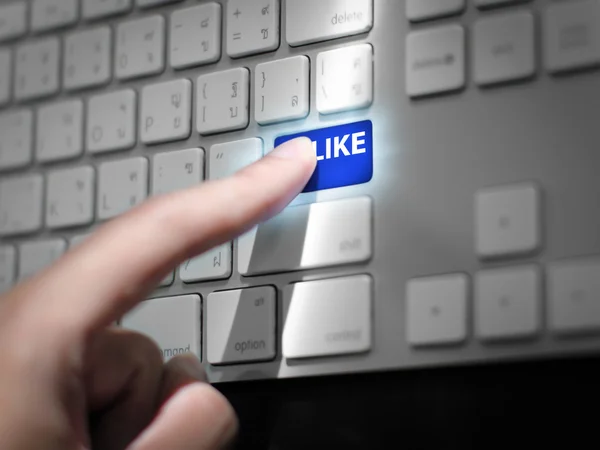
[87, 90, 137, 154]
[187, 138, 262, 283]
[160, 272, 174, 287]
[83, 0, 132, 20]
[36, 100, 84, 163]
[0, 175, 43, 236]
[0, 48, 11, 106]
[317, 44, 373, 115]
[0, 246, 16, 293]
[286, 0, 373, 47]
[476, 0, 528, 7]
[180, 244, 232, 283]
[476, 266, 541, 341]
[283, 275, 372, 359]
[31, 0, 78, 33]
[406, 0, 464, 22]
[136, 0, 182, 8]
[0, 109, 33, 170]
[97, 158, 148, 220]
[15, 38, 60, 101]
[140, 79, 192, 145]
[209, 138, 263, 180]
[473, 12, 535, 86]
[122, 295, 201, 360]
[407, 274, 469, 346]
[544, 0, 600, 74]
[406, 25, 465, 97]
[18, 239, 66, 281]
[207, 286, 276, 365]
[64, 27, 111, 91]
[255, 56, 309, 125]
[196, 68, 249, 135]
[116, 15, 165, 80]
[476, 183, 540, 259]
[226, 0, 279, 58]
[170, 3, 221, 69]
[69, 233, 91, 248]
[46, 166, 95, 229]
[152, 148, 204, 196]
[549, 258, 600, 335]
[238, 197, 372, 276]
[0, 2, 27, 42]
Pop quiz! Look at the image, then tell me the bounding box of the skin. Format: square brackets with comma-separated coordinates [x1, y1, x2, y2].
[0, 138, 316, 450]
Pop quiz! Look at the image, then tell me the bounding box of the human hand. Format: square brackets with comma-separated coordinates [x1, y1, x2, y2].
[0, 138, 316, 450]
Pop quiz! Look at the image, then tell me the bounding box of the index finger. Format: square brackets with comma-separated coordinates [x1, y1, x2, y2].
[11, 138, 315, 339]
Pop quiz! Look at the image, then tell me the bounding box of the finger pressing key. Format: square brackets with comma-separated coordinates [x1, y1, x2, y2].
[6, 137, 315, 342]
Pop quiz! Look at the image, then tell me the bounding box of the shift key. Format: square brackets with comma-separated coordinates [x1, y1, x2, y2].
[237, 197, 372, 276]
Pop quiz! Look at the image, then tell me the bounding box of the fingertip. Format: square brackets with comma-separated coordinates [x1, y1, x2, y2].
[270, 137, 316, 169]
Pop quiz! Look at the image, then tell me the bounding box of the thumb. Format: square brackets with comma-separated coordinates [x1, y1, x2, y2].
[127, 383, 237, 450]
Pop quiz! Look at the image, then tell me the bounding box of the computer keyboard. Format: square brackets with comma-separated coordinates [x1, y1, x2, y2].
[0, 0, 600, 384]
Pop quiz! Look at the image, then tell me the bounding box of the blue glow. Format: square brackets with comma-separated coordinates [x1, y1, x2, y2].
[275, 120, 373, 193]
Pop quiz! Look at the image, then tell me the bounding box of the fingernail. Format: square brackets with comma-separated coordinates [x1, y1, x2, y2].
[270, 137, 312, 159]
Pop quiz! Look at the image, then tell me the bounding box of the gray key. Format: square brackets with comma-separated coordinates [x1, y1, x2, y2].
[206, 286, 276, 365]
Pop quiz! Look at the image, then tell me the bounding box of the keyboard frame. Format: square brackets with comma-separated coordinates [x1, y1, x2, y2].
[1, 0, 600, 384]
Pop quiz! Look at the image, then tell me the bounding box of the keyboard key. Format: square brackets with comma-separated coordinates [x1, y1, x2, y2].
[0, 175, 43, 237]
[238, 197, 372, 276]
[207, 286, 276, 365]
[0, 109, 33, 170]
[97, 157, 148, 220]
[0, 246, 16, 294]
[274, 121, 373, 193]
[226, 0, 279, 58]
[406, 25, 465, 97]
[0, 48, 11, 106]
[282, 275, 372, 359]
[180, 244, 232, 283]
[544, 0, 600, 74]
[152, 148, 204, 196]
[0, 2, 27, 42]
[170, 3, 221, 69]
[286, 0, 373, 47]
[160, 272, 174, 287]
[407, 274, 469, 346]
[209, 138, 263, 180]
[122, 295, 201, 361]
[140, 79, 192, 145]
[69, 233, 92, 248]
[549, 258, 600, 335]
[316, 44, 373, 115]
[116, 15, 165, 80]
[476, 265, 541, 341]
[406, 0, 465, 22]
[476, 183, 541, 259]
[196, 68, 250, 135]
[473, 12, 535, 86]
[255, 56, 309, 125]
[18, 239, 66, 281]
[46, 166, 95, 229]
[31, 0, 78, 33]
[15, 38, 60, 101]
[83, 0, 132, 20]
[136, 0, 182, 8]
[36, 100, 84, 163]
[476, 0, 528, 7]
[64, 27, 112, 91]
[87, 89, 137, 154]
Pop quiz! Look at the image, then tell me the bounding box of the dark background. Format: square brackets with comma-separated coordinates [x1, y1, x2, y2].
[219, 358, 599, 449]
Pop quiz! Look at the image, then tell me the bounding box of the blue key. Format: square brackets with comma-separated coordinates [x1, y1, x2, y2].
[275, 120, 373, 193]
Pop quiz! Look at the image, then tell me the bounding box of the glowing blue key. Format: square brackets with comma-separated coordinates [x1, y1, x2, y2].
[275, 120, 373, 193]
